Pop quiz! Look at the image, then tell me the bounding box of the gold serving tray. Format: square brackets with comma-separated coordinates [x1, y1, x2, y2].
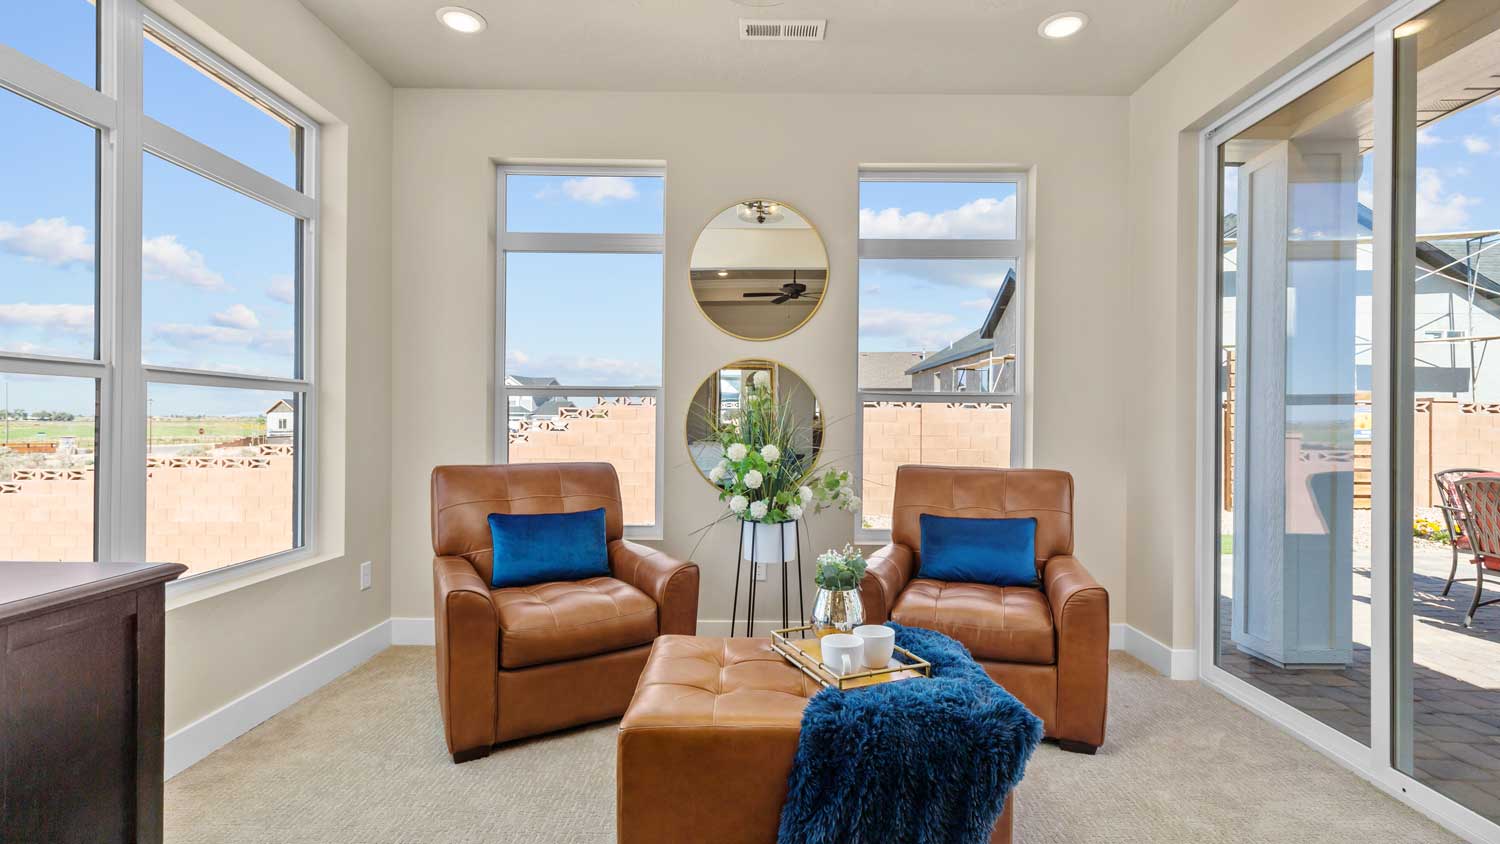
[770, 625, 932, 691]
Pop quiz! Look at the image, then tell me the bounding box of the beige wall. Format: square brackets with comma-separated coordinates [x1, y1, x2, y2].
[147, 0, 393, 733]
[390, 91, 1132, 626]
[1123, 0, 1387, 648]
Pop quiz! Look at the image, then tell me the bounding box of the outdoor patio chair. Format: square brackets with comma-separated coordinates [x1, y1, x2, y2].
[1435, 468, 1492, 596]
[1454, 475, 1500, 628]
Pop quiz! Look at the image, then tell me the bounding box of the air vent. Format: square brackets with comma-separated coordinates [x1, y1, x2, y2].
[739, 19, 826, 41]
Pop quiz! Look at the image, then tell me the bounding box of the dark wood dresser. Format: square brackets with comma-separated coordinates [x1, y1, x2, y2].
[0, 562, 186, 844]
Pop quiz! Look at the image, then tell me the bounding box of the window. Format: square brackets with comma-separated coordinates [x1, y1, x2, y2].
[856, 174, 1026, 535]
[0, 3, 317, 579]
[496, 167, 664, 532]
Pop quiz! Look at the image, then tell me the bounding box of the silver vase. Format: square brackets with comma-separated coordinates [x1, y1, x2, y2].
[810, 587, 864, 635]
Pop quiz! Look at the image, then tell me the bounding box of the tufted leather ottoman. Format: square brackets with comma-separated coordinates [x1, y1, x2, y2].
[616, 635, 1014, 844]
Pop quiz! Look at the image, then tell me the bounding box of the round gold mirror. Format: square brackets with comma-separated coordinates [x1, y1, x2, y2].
[687, 359, 823, 485]
[690, 200, 828, 341]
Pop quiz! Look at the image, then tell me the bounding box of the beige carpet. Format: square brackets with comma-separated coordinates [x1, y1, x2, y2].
[165, 647, 1460, 843]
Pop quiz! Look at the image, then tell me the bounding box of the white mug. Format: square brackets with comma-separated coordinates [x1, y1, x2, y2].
[854, 624, 896, 669]
[821, 633, 865, 677]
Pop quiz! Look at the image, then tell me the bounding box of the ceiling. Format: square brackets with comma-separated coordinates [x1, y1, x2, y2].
[298, 0, 1237, 95]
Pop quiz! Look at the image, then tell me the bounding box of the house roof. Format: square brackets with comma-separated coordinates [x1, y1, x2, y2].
[265, 400, 294, 414]
[529, 397, 575, 417]
[858, 352, 925, 390]
[906, 269, 1016, 376]
[508, 374, 560, 387]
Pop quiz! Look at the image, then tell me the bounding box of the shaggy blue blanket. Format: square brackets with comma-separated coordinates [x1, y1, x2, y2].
[778, 623, 1043, 844]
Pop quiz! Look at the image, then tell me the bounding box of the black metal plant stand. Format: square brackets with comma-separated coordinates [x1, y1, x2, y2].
[731, 520, 809, 637]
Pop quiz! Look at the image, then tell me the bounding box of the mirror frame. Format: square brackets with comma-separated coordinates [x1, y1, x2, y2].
[684, 357, 825, 488]
[689, 199, 830, 342]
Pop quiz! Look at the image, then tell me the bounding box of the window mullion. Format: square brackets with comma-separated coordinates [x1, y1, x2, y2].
[105, 0, 148, 563]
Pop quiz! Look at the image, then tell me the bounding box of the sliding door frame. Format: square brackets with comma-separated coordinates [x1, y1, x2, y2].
[1194, 1, 1499, 841]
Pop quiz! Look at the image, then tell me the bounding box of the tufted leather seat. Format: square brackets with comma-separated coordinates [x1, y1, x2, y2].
[493, 577, 658, 669]
[617, 635, 1014, 844]
[431, 463, 700, 761]
[861, 465, 1110, 753]
[891, 579, 1055, 664]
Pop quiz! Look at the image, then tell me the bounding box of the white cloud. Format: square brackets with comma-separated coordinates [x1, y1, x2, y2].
[153, 323, 252, 347]
[1464, 135, 1492, 154]
[267, 275, 296, 304]
[212, 304, 260, 330]
[0, 303, 94, 334]
[142, 235, 228, 290]
[859, 309, 968, 352]
[961, 297, 993, 310]
[862, 258, 1010, 290]
[859, 196, 1016, 239]
[559, 177, 639, 204]
[1418, 128, 1443, 146]
[0, 218, 93, 267]
[1415, 167, 1481, 233]
[251, 329, 294, 354]
[505, 349, 656, 385]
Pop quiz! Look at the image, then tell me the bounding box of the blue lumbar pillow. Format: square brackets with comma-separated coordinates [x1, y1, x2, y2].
[488, 508, 610, 589]
[918, 514, 1037, 588]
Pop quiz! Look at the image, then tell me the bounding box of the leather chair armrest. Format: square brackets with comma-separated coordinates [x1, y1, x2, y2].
[610, 540, 700, 636]
[859, 543, 916, 624]
[433, 555, 498, 759]
[1043, 555, 1110, 750]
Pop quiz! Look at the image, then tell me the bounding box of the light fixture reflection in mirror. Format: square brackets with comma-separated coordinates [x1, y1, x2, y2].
[686, 360, 823, 485]
[690, 199, 829, 341]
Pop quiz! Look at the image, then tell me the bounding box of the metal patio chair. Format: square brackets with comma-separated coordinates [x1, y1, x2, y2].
[1435, 468, 1491, 596]
[1455, 475, 1500, 628]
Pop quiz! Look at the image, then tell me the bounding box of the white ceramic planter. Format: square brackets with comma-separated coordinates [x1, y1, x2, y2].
[740, 519, 798, 564]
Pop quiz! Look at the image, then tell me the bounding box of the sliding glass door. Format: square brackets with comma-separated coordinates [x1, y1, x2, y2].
[1204, 1, 1500, 837]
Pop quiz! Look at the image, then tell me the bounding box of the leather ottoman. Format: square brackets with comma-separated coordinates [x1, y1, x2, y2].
[617, 635, 1015, 844]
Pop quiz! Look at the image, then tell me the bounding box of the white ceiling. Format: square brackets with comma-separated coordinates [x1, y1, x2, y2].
[297, 0, 1237, 95]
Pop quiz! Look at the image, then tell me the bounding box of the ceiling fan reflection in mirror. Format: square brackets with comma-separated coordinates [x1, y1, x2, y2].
[742, 270, 817, 305]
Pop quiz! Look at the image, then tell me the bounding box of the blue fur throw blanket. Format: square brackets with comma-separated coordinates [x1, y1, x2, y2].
[778, 623, 1043, 844]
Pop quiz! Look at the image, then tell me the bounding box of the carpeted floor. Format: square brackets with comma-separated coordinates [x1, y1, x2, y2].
[164, 647, 1460, 843]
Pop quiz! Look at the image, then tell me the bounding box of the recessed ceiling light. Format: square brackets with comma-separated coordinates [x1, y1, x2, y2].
[436, 6, 487, 34]
[718, 271, 730, 277]
[1038, 12, 1088, 39]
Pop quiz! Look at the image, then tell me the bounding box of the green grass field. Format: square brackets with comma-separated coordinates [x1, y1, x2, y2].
[1, 417, 264, 449]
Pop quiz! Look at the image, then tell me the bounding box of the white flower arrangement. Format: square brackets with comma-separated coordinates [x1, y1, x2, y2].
[786, 503, 804, 521]
[743, 469, 763, 489]
[760, 444, 781, 463]
[749, 500, 769, 520]
[728, 495, 749, 514]
[752, 370, 771, 389]
[799, 485, 814, 505]
[708, 461, 728, 484]
[726, 442, 748, 461]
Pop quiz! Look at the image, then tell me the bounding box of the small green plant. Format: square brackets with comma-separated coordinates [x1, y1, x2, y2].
[1414, 516, 1451, 544]
[815, 544, 867, 591]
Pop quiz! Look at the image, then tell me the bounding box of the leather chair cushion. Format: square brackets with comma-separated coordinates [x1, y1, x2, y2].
[493, 577, 657, 669]
[891, 578, 1055, 665]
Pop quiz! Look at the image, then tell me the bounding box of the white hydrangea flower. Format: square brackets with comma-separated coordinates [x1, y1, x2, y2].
[743, 469, 764, 489]
[726, 442, 748, 461]
[728, 495, 749, 514]
[799, 485, 814, 504]
[752, 370, 771, 389]
[749, 500, 769, 520]
[708, 464, 726, 484]
[760, 444, 781, 463]
[846, 496, 861, 510]
[838, 485, 854, 501]
[786, 503, 804, 521]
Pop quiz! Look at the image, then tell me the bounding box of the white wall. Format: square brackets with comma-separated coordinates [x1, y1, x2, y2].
[1124, 0, 1387, 648]
[146, 0, 393, 734]
[390, 91, 1132, 627]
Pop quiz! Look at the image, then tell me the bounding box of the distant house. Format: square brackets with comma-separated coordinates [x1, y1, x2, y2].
[506, 375, 560, 418]
[265, 400, 295, 438]
[906, 268, 1018, 394]
[858, 352, 925, 390]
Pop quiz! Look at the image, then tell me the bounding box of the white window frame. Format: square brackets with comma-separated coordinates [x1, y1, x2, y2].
[0, 0, 319, 585]
[853, 170, 1028, 543]
[494, 164, 665, 537]
[1194, 2, 1500, 841]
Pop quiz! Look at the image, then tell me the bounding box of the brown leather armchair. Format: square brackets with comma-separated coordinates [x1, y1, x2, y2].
[860, 465, 1109, 753]
[431, 462, 699, 762]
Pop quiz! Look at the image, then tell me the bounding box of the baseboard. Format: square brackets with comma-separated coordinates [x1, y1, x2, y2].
[1120, 624, 1197, 680]
[390, 616, 436, 645]
[164, 619, 391, 780]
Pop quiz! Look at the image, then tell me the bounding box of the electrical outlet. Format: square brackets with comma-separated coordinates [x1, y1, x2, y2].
[755, 561, 767, 581]
[359, 560, 372, 591]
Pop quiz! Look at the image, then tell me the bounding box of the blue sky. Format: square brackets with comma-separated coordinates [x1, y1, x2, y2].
[1, 7, 300, 417]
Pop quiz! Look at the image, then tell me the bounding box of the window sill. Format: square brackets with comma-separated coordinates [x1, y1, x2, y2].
[624, 526, 664, 543]
[166, 546, 338, 612]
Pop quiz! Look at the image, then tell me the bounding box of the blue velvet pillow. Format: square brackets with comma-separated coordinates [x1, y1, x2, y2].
[918, 514, 1037, 588]
[488, 508, 610, 589]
